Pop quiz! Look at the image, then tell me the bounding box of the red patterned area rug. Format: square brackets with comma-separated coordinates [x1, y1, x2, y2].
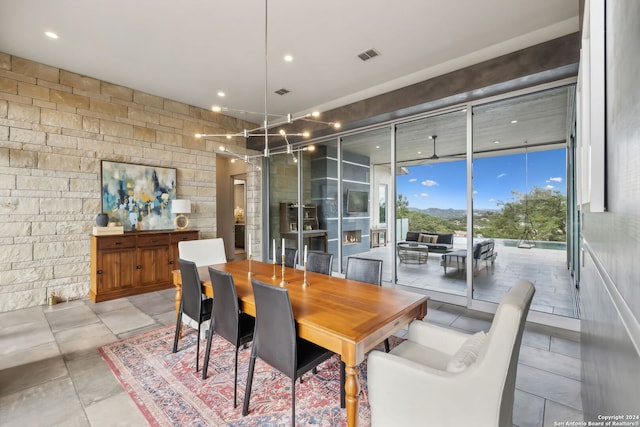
[99, 325, 399, 426]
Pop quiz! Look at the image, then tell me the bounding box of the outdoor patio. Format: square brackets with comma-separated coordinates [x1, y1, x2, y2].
[358, 239, 578, 319]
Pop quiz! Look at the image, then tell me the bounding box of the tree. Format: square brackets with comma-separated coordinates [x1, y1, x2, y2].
[396, 193, 409, 218]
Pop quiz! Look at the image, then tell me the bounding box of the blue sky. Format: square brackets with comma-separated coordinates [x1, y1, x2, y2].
[397, 148, 567, 210]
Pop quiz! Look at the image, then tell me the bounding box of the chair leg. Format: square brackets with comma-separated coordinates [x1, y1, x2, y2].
[233, 347, 239, 408]
[172, 308, 183, 353]
[195, 324, 201, 372]
[242, 346, 257, 416]
[291, 378, 296, 427]
[384, 338, 390, 353]
[340, 361, 346, 408]
[202, 318, 216, 380]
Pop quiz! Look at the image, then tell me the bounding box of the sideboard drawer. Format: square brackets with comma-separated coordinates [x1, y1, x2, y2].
[97, 235, 136, 250]
[137, 233, 170, 247]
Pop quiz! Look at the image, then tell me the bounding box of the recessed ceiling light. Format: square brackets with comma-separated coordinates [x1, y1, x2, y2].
[511, 120, 518, 124]
[376, 145, 380, 149]
[217, 91, 225, 97]
[417, 151, 422, 155]
[493, 140, 500, 144]
[284, 54, 293, 62]
[44, 31, 59, 39]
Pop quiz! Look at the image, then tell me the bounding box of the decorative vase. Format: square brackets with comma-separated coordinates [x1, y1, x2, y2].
[95, 213, 109, 227]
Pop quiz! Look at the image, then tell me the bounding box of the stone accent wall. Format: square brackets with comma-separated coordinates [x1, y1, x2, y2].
[0, 52, 260, 312]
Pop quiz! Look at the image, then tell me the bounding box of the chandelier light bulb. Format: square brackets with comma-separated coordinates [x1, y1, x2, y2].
[311, 111, 320, 118]
[333, 122, 341, 129]
[212, 106, 222, 112]
[195, 133, 202, 138]
[302, 131, 310, 138]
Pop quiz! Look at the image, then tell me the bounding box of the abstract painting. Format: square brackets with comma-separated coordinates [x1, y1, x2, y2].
[101, 160, 177, 231]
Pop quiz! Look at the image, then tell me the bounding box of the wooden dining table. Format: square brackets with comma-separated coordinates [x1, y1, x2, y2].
[172, 259, 428, 427]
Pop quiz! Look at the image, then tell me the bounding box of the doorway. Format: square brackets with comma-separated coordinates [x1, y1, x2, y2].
[233, 177, 247, 256]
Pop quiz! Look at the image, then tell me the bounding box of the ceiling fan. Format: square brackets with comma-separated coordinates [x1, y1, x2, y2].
[428, 135, 440, 160]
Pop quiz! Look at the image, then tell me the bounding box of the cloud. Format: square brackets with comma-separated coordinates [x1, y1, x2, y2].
[472, 190, 478, 195]
[421, 179, 438, 187]
[488, 198, 497, 203]
[497, 173, 507, 179]
[408, 178, 417, 183]
[420, 193, 429, 197]
[545, 185, 554, 189]
[548, 177, 562, 183]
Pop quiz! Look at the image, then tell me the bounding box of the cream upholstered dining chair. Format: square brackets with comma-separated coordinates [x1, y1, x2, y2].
[367, 279, 535, 427]
[178, 238, 227, 266]
[177, 238, 227, 333]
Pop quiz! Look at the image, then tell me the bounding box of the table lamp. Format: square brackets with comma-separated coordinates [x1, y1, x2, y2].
[172, 199, 191, 230]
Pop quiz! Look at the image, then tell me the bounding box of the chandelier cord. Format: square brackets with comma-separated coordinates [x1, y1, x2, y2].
[263, 0, 269, 157]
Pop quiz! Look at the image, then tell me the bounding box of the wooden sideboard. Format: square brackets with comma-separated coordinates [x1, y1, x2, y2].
[90, 229, 199, 302]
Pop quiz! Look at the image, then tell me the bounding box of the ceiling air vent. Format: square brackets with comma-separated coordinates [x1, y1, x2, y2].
[275, 88, 290, 96]
[357, 48, 380, 61]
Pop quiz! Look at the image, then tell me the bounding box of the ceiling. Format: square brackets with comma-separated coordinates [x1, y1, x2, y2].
[0, 0, 579, 127]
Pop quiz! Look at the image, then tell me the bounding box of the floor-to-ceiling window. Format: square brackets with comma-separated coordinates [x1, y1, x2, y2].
[265, 80, 579, 325]
[471, 86, 577, 317]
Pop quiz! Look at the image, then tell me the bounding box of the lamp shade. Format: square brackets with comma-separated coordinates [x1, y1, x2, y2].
[172, 199, 191, 214]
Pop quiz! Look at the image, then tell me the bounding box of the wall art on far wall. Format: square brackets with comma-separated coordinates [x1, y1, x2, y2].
[101, 160, 177, 231]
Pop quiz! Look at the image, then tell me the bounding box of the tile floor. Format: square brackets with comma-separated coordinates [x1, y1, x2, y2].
[0, 288, 584, 426]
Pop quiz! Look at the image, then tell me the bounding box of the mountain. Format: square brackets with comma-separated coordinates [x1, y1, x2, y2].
[409, 207, 466, 219]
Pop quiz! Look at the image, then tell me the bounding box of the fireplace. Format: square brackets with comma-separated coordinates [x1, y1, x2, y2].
[343, 230, 362, 244]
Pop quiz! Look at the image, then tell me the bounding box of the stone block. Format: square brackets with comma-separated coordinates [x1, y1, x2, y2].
[33, 241, 64, 260]
[47, 133, 79, 149]
[159, 115, 183, 129]
[163, 99, 190, 115]
[90, 98, 127, 117]
[0, 288, 47, 311]
[133, 126, 156, 142]
[59, 70, 100, 93]
[56, 221, 86, 236]
[54, 261, 90, 279]
[10, 128, 46, 145]
[31, 222, 57, 236]
[172, 151, 197, 165]
[1, 243, 33, 263]
[18, 82, 50, 101]
[0, 147, 8, 166]
[0, 52, 9, 70]
[70, 178, 98, 193]
[100, 119, 133, 138]
[133, 91, 163, 109]
[17, 175, 69, 192]
[129, 109, 159, 124]
[0, 174, 15, 189]
[0, 221, 30, 236]
[0, 196, 39, 214]
[0, 100, 7, 118]
[50, 89, 90, 109]
[101, 82, 133, 101]
[10, 149, 38, 167]
[12, 57, 59, 83]
[156, 130, 182, 147]
[82, 199, 101, 214]
[143, 146, 172, 161]
[8, 103, 40, 123]
[38, 153, 81, 172]
[39, 197, 82, 214]
[62, 240, 89, 257]
[0, 76, 17, 94]
[41, 109, 82, 130]
[82, 116, 100, 133]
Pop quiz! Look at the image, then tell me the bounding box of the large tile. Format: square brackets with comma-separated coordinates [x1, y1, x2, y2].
[0, 318, 55, 355]
[550, 336, 581, 359]
[0, 377, 89, 427]
[84, 391, 149, 427]
[514, 389, 545, 427]
[449, 313, 492, 333]
[66, 350, 123, 407]
[0, 305, 46, 328]
[98, 305, 156, 336]
[543, 400, 584, 426]
[128, 292, 173, 316]
[518, 345, 581, 381]
[151, 309, 178, 327]
[45, 303, 101, 333]
[54, 322, 118, 359]
[516, 364, 582, 411]
[0, 343, 68, 396]
[85, 298, 135, 315]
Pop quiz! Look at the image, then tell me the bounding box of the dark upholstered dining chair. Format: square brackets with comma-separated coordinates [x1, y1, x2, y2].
[242, 278, 341, 426]
[345, 256, 390, 355]
[276, 247, 299, 268]
[306, 251, 333, 275]
[203, 267, 255, 406]
[173, 258, 212, 373]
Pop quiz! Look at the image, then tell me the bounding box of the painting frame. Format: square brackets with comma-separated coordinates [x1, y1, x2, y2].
[101, 160, 178, 231]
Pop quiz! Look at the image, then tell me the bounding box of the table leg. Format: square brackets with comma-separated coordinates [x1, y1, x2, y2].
[345, 363, 360, 427]
[174, 284, 182, 338]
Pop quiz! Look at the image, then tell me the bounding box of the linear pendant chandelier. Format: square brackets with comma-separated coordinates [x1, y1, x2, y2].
[195, 0, 341, 168]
